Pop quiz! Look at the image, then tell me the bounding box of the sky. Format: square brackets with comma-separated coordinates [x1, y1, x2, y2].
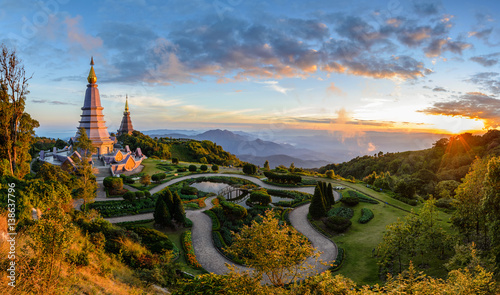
[1, 0, 500, 151]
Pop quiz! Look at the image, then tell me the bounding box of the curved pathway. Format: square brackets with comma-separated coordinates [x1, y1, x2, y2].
[103, 173, 339, 279]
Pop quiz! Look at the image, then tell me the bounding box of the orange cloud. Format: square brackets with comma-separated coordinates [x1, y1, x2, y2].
[64, 15, 103, 51]
[326, 82, 344, 95]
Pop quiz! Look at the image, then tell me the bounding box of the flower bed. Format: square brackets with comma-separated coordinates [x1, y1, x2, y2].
[329, 247, 345, 272]
[181, 231, 202, 269]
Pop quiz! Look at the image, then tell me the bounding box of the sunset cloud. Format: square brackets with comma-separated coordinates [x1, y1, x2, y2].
[326, 82, 344, 95]
[470, 52, 500, 67]
[419, 92, 500, 128]
[64, 16, 103, 51]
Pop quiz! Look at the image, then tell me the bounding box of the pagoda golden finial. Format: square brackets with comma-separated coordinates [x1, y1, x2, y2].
[125, 95, 129, 112]
[88, 56, 97, 84]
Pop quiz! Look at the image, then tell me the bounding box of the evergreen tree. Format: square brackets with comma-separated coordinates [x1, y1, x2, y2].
[172, 191, 186, 224]
[154, 198, 172, 228]
[160, 188, 174, 217]
[264, 160, 270, 171]
[74, 127, 95, 157]
[327, 182, 335, 205]
[309, 183, 327, 219]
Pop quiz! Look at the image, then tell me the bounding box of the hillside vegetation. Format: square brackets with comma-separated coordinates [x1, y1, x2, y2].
[118, 131, 242, 166]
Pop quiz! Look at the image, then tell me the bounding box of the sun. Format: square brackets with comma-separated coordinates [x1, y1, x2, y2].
[428, 115, 485, 135]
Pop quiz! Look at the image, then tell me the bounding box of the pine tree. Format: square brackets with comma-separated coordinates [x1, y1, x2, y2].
[309, 183, 327, 219]
[161, 188, 174, 217]
[74, 127, 95, 157]
[154, 198, 172, 228]
[172, 191, 186, 224]
[327, 183, 335, 206]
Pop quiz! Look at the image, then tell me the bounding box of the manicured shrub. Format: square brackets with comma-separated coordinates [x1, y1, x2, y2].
[154, 198, 172, 228]
[211, 164, 219, 172]
[188, 165, 197, 172]
[140, 175, 151, 186]
[204, 210, 221, 230]
[135, 191, 145, 200]
[242, 163, 257, 175]
[145, 191, 151, 198]
[182, 231, 202, 269]
[309, 184, 327, 219]
[263, 171, 302, 184]
[340, 196, 359, 206]
[328, 207, 354, 219]
[123, 191, 136, 202]
[171, 158, 179, 164]
[250, 190, 272, 206]
[200, 164, 208, 171]
[152, 173, 166, 183]
[347, 190, 379, 204]
[220, 201, 247, 220]
[181, 186, 198, 195]
[103, 176, 123, 191]
[359, 208, 374, 224]
[177, 167, 186, 172]
[323, 216, 352, 233]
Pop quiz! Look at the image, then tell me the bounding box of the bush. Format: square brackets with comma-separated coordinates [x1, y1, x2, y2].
[211, 164, 219, 172]
[204, 210, 221, 230]
[152, 173, 166, 183]
[181, 186, 198, 195]
[249, 190, 272, 206]
[177, 167, 187, 172]
[200, 164, 208, 172]
[323, 216, 352, 233]
[123, 191, 136, 202]
[172, 158, 179, 164]
[263, 171, 302, 184]
[435, 198, 455, 209]
[347, 190, 379, 204]
[327, 207, 354, 219]
[135, 191, 145, 200]
[340, 196, 359, 206]
[188, 165, 197, 172]
[358, 208, 374, 224]
[130, 227, 175, 254]
[103, 176, 123, 191]
[220, 201, 247, 220]
[145, 191, 151, 198]
[242, 163, 257, 175]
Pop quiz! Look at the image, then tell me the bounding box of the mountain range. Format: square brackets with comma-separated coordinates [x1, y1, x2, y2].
[143, 129, 333, 168]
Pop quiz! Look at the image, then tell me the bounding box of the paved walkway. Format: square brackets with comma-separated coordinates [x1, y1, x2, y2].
[102, 173, 339, 280]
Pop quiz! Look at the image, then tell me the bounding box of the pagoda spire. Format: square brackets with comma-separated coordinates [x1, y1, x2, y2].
[88, 56, 97, 84]
[125, 94, 129, 113]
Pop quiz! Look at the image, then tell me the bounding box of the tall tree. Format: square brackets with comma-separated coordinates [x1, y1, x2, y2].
[154, 198, 172, 228]
[225, 210, 316, 287]
[309, 183, 327, 219]
[0, 45, 39, 177]
[73, 127, 95, 157]
[74, 157, 98, 210]
[172, 191, 185, 224]
[483, 157, 500, 267]
[263, 160, 270, 171]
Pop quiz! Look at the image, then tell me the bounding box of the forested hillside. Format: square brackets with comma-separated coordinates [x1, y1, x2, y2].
[118, 131, 242, 166]
[319, 130, 500, 198]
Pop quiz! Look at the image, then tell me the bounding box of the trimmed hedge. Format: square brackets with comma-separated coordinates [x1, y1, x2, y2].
[359, 208, 374, 224]
[340, 196, 359, 206]
[264, 171, 302, 184]
[347, 190, 379, 204]
[328, 207, 354, 219]
[204, 210, 221, 230]
[323, 216, 352, 233]
[249, 190, 272, 206]
[330, 247, 345, 272]
[184, 218, 193, 228]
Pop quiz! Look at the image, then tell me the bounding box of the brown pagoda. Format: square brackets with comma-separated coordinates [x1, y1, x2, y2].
[117, 95, 134, 136]
[75, 57, 115, 156]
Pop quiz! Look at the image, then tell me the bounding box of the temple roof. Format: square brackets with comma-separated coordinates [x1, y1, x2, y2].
[88, 57, 97, 84]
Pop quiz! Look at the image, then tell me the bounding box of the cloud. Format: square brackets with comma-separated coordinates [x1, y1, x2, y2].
[258, 81, 291, 95]
[465, 72, 500, 94]
[419, 92, 500, 128]
[433, 86, 447, 92]
[64, 15, 103, 51]
[424, 38, 472, 57]
[468, 28, 493, 40]
[326, 82, 344, 95]
[413, 2, 440, 16]
[470, 52, 500, 67]
[32, 99, 76, 105]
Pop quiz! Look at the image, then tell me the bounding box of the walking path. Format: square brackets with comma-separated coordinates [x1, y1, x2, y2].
[103, 173, 339, 279]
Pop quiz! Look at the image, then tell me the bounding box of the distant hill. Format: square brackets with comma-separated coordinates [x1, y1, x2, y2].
[238, 154, 331, 169]
[143, 128, 330, 168]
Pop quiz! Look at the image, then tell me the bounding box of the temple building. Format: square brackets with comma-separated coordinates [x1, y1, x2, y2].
[73, 57, 115, 156]
[117, 95, 134, 136]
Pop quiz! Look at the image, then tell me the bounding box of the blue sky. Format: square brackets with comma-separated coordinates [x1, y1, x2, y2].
[1, 0, 500, 144]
